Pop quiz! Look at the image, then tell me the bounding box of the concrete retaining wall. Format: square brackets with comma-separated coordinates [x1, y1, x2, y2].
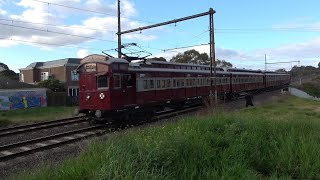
[0, 88, 47, 110]
[289, 87, 320, 101]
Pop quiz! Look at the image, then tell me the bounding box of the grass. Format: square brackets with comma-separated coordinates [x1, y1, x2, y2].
[0, 106, 77, 127]
[15, 96, 320, 179]
[297, 82, 320, 98]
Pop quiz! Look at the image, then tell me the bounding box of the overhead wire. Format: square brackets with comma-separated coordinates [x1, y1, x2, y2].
[0, 18, 117, 33]
[0, 22, 117, 43]
[32, 0, 154, 24]
[0, 37, 103, 51]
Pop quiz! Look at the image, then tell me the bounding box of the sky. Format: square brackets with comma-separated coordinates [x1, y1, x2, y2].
[0, 0, 319, 72]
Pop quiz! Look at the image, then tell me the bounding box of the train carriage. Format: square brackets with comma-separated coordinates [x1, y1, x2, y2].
[77, 54, 290, 121]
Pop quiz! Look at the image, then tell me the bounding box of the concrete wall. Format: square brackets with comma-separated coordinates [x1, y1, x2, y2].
[289, 87, 320, 101]
[0, 88, 47, 110]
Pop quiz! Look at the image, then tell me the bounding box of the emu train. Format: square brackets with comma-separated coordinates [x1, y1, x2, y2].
[77, 54, 290, 121]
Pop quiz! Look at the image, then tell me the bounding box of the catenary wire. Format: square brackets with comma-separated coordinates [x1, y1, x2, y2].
[0, 22, 117, 43]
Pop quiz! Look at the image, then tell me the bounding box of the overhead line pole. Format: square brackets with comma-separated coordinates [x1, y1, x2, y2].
[118, 8, 217, 104]
[209, 9, 217, 104]
[117, 0, 122, 58]
[119, 9, 215, 35]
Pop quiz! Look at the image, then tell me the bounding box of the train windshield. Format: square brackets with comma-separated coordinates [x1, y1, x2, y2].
[97, 75, 108, 88]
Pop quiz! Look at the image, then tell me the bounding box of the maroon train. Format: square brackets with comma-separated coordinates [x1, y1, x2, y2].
[77, 54, 290, 121]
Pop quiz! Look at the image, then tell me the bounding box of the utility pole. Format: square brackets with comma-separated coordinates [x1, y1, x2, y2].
[265, 54, 267, 71]
[117, 0, 121, 58]
[209, 8, 217, 104]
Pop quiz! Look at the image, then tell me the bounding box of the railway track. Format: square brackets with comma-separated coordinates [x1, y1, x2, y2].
[0, 125, 104, 162]
[0, 117, 86, 137]
[0, 106, 202, 162]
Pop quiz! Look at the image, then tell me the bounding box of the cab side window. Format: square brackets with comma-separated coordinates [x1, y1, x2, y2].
[113, 74, 121, 88]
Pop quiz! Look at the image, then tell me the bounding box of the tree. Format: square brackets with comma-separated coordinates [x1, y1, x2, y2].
[147, 57, 167, 62]
[0, 62, 9, 71]
[216, 59, 233, 68]
[318, 62, 320, 68]
[38, 79, 65, 92]
[170, 49, 233, 68]
[170, 49, 210, 65]
[275, 68, 286, 73]
[0, 62, 19, 81]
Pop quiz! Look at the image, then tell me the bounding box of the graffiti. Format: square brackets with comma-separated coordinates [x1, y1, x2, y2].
[0, 96, 10, 110]
[9, 96, 24, 109]
[0, 90, 47, 110]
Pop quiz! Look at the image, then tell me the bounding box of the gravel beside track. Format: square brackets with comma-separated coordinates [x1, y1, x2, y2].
[0, 90, 287, 179]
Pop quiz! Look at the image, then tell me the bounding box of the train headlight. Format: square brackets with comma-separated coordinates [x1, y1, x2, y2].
[86, 95, 91, 100]
[99, 93, 105, 99]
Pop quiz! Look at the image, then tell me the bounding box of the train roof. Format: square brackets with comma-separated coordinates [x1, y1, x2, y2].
[80, 54, 129, 65]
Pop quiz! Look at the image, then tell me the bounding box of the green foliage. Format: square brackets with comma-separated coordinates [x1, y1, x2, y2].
[0, 62, 9, 71]
[0, 62, 19, 81]
[170, 49, 233, 68]
[17, 96, 320, 179]
[0, 69, 19, 81]
[147, 57, 167, 62]
[290, 65, 319, 78]
[275, 68, 287, 73]
[298, 82, 320, 97]
[38, 78, 65, 92]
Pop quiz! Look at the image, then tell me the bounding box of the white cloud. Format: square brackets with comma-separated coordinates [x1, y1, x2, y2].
[0, 9, 6, 15]
[76, 49, 90, 58]
[0, 0, 152, 48]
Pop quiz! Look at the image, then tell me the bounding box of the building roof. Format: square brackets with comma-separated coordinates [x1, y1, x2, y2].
[20, 58, 81, 70]
[0, 77, 39, 89]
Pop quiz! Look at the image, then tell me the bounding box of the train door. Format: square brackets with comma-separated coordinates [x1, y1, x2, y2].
[79, 72, 98, 109]
[111, 73, 136, 109]
[122, 74, 136, 106]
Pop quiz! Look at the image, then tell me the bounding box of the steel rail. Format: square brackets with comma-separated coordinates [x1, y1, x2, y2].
[0, 126, 101, 152]
[0, 117, 85, 137]
[0, 127, 104, 162]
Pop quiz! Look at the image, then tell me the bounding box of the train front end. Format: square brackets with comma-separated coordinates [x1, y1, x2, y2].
[77, 54, 113, 120]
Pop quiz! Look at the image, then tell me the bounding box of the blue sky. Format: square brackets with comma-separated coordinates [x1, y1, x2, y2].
[0, 0, 319, 72]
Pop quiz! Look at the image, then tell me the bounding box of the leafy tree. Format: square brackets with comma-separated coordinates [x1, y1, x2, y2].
[275, 68, 287, 73]
[170, 49, 233, 68]
[0, 62, 19, 81]
[170, 49, 210, 65]
[0, 62, 9, 71]
[38, 79, 65, 92]
[216, 59, 233, 68]
[318, 62, 320, 68]
[147, 57, 167, 62]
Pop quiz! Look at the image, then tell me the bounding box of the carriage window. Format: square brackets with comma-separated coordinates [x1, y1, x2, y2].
[166, 79, 171, 88]
[181, 79, 185, 87]
[157, 80, 161, 88]
[126, 74, 133, 87]
[161, 80, 166, 88]
[113, 74, 121, 88]
[150, 80, 154, 88]
[173, 79, 177, 87]
[177, 80, 181, 87]
[143, 80, 148, 89]
[97, 75, 108, 88]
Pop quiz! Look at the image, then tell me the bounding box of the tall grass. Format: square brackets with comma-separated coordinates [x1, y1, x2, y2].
[17, 96, 320, 179]
[0, 106, 76, 127]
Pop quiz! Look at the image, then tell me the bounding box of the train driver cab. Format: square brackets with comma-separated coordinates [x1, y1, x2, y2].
[77, 54, 130, 115]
